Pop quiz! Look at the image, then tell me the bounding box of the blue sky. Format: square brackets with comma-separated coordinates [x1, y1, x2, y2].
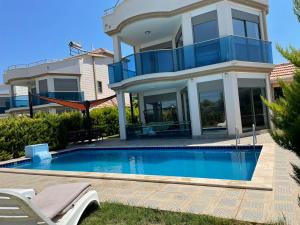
[0, 0, 299, 84]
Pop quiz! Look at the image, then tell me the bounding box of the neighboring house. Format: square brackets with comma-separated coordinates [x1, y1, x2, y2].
[270, 63, 296, 100]
[0, 84, 10, 114]
[3, 48, 127, 114]
[103, 0, 274, 140]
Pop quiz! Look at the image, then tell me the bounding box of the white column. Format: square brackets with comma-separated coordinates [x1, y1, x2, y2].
[117, 91, 127, 140]
[261, 11, 268, 41]
[181, 13, 193, 45]
[217, 1, 233, 36]
[113, 35, 122, 62]
[9, 85, 14, 107]
[182, 91, 188, 121]
[48, 77, 55, 92]
[181, 13, 195, 69]
[176, 90, 183, 123]
[187, 79, 202, 137]
[138, 93, 146, 124]
[35, 79, 39, 94]
[265, 74, 274, 129]
[223, 73, 242, 135]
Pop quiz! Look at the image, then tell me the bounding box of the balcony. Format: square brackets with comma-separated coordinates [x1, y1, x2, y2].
[10, 92, 84, 109]
[108, 36, 273, 84]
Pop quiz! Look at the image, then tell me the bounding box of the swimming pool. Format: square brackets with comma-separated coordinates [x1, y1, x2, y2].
[7, 147, 261, 181]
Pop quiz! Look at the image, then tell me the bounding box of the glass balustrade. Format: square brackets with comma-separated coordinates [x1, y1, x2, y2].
[109, 35, 273, 84]
[10, 92, 84, 109]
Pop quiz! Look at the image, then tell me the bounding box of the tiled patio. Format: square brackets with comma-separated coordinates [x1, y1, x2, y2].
[0, 134, 299, 224]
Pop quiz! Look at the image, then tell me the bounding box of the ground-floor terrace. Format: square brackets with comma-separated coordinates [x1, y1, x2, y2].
[116, 71, 272, 140]
[0, 134, 299, 224]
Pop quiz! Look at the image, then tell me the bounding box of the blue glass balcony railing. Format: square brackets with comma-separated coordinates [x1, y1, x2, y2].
[0, 97, 10, 114]
[10, 92, 84, 109]
[108, 35, 273, 84]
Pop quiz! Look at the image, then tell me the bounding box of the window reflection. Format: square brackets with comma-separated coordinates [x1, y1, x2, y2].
[144, 93, 178, 123]
[198, 80, 227, 134]
[233, 19, 261, 40]
[233, 19, 246, 37]
[193, 20, 219, 43]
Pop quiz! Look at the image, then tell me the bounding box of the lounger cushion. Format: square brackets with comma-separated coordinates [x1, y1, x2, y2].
[31, 183, 91, 220]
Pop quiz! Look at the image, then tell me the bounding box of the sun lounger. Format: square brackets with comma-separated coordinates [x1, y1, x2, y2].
[0, 183, 99, 225]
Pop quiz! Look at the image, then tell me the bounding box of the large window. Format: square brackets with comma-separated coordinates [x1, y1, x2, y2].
[198, 80, 226, 134]
[144, 93, 178, 123]
[38, 79, 48, 94]
[192, 11, 219, 43]
[54, 78, 78, 92]
[238, 79, 268, 132]
[232, 9, 261, 39]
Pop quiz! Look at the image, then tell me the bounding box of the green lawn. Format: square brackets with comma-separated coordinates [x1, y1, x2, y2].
[79, 202, 283, 225]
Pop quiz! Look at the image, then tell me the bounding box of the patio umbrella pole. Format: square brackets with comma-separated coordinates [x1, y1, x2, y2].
[28, 91, 34, 118]
[85, 101, 92, 144]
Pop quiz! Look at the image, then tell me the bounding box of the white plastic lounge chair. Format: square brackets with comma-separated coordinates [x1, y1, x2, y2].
[0, 183, 100, 225]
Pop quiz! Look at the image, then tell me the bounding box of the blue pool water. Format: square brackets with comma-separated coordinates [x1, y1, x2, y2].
[12, 147, 261, 181]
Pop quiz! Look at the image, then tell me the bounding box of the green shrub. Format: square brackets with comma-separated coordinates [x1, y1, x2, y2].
[90, 107, 120, 136]
[0, 107, 136, 161]
[0, 112, 83, 161]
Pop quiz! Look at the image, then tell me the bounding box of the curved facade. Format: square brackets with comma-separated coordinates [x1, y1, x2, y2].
[103, 0, 273, 140]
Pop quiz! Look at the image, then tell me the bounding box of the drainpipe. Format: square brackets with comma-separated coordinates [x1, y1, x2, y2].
[92, 56, 98, 100]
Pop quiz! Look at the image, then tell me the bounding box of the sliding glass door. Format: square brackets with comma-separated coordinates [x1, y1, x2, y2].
[238, 87, 268, 132]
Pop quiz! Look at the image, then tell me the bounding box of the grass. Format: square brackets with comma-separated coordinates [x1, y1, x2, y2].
[79, 202, 284, 225]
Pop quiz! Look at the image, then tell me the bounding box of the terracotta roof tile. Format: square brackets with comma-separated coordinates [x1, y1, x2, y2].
[270, 63, 297, 79]
[90, 48, 114, 56]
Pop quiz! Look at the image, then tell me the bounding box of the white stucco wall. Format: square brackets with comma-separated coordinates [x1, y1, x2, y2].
[4, 58, 81, 84]
[103, 0, 269, 34]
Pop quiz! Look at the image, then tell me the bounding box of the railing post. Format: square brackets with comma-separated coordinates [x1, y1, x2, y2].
[235, 127, 240, 149]
[252, 124, 257, 148]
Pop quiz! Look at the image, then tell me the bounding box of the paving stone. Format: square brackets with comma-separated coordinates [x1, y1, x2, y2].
[217, 198, 239, 207]
[244, 190, 267, 200]
[237, 209, 264, 222]
[186, 202, 209, 214]
[213, 207, 237, 218]
[274, 202, 295, 212]
[274, 194, 294, 202]
[201, 189, 220, 197]
[142, 199, 161, 209]
[240, 200, 265, 209]
[223, 189, 244, 199]
[1, 133, 300, 225]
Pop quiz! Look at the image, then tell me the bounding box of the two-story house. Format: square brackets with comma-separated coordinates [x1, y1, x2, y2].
[103, 0, 274, 140]
[3, 48, 126, 114]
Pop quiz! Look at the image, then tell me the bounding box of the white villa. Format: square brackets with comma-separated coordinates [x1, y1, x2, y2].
[2, 48, 125, 114]
[103, 0, 274, 140]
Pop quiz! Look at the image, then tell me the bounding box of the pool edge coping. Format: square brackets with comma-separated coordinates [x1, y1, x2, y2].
[0, 144, 274, 191]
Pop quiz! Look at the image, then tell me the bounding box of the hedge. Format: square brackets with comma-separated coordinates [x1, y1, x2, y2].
[90, 107, 119, 136]
[0, 112, 82, 161]
[0, 106, 139, 161]
[90, 106, 139, 136]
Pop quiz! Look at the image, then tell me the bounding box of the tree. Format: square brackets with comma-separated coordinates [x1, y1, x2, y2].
[263, 0, 300, 205]
[295, 0, 300, 21]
